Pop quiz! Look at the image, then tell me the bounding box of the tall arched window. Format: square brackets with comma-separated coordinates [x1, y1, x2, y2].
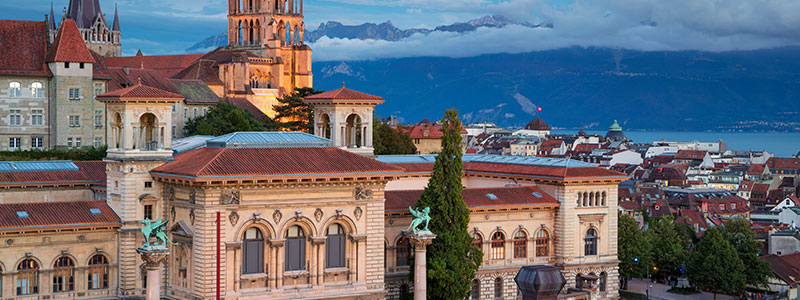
[602, 192, 607, 206]
[396, 237, 410, 266]
[491, 232, 505, 260]
[589, 192, 594, 207]
[17, 259, 39, 295]
[576, 193, 581, 207]
[582, 192, 588, 207]
[53, 256, 74, 292]
[9, 82, 21, 98]
[494, 277, 503, 299]
[88, 255, 109, 289]
[595, 192, 601, 206]
[285, 225, 306, 271]
[600, 272, 607, 292]
[326, 224, 346, 268]
[585, 228, 598, 256]
[513, 231, 527, 258]
[471, 279, 480, 300]
[471, 232, 482, 250]
[31, 82, 43, 98]
[243, 227, 264, 274]
[535, 229, 549, 257]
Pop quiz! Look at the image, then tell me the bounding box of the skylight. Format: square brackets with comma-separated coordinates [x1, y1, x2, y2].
[485, 193, 498, 200]
[531, 192, 543, 198]
[89, 208, 102, 215]
[16, 211, 29, 218]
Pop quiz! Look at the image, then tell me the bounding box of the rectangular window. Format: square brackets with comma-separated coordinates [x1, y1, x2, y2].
[67, 138, 73, 148]
[193, 108, 198, 118]
[94, 83, 104, 97]
[9, 137, 21, 149]
[94, 137, 102, 148]
[69, 88, 80, 100]
[94, 110, 103, 127]
[64, 62, 70, 68]
[203, 108, 208, 116]
[144, 181, 153, 188]
[31, 109, 44, 126]
[32, 83, 43, 98]
[69, 116, 80, 127]
[172, 125, 176, 138]
[144, 204, 153, 221]
[75, 138, 82, 148]
[172, 104, 176, 112]
[9, 82, 21, 97]
[79, 62, 85, 69]
[31, 137, 43, 149]
[184, 108, 188, 120]
[9, 109, 21, 126]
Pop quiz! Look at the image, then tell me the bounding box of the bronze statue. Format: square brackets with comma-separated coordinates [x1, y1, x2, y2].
[405, 206, 431, 234]
[140, 218, 177, 248]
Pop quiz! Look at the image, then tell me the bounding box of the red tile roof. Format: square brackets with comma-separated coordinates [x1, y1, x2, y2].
[305, 86, 383, 101]
[0, 20, 51, 76]
[465, 161, 626, 178]
[385, 186, 558, 211]
[105, 54, 204, 78]
[45, 19, 94, 63]
[748, 164, 765, 176]
[0, 200, 119, 232]
[738, 180, 755, 192]
[152, 147, 404, 178]
[767, 157, 800, 170]
[107, 67, 178, 93]
[761, 253, 800, 287]
[676, 208, 709, 233]
[524, 117, 550, 131]
[0, 161, 106, 187]
[674, 150, 707, 160]
[753, 183, 770, 192]
[406, 123, 468, 139]
[171, 59, 223, 85]
[97, 82, 184, 99]
[89, 50, 112, 80]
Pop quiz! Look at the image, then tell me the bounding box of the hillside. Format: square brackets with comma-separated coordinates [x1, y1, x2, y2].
[314, 47, 800, 132]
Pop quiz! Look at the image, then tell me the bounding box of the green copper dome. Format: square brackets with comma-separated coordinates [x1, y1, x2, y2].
[608, 120, 623, 132]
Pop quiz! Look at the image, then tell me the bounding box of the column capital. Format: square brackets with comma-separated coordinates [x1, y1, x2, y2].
[405, 232, 436, 248]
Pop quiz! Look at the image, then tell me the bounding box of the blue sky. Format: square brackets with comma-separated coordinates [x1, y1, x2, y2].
[4, 0, 799, 59]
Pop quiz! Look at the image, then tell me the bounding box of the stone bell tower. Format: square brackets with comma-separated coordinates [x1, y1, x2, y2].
[304, 84, 383, 156]
[96, 82, 184, 296]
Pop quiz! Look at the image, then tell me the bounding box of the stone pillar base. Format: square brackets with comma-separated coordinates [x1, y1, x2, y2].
[405, 231, 436, 300]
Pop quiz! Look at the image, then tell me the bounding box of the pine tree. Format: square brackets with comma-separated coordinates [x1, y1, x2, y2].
[414, 109, 482, 300]
[272, 87, 323, 132]
[688, 227, 746, 299]
[184, 102, 264, 136]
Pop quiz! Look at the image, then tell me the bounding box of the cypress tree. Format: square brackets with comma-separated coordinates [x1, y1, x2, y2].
[414, 109, 482, 299]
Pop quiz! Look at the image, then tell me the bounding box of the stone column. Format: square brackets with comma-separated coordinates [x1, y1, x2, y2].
[406, 232, 436, 300]
[137, 248, 169, 300]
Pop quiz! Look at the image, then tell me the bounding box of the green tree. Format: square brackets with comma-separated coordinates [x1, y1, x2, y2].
[413, 109, 482, 299]
[618, 213, 652, 290]
[374, 119, 415, 155]
[722, 219, 771, 288]
[272, 87, 323, 132]
[688, 227, 746, 299]
[185, 102, 264, 136]
[651, 216, 688, 279]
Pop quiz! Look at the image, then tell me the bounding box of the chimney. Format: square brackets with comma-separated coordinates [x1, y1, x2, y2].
[123, 66, 129, 75]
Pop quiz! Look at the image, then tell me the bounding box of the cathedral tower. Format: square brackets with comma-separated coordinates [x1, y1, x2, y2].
[52, 0, 122, 56]
[226, 0, 312, 95]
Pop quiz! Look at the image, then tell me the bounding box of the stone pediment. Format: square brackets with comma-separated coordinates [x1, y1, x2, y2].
[170, 220, 194, 238]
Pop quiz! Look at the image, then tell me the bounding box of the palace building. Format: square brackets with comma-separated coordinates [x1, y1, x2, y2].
[0, 83, 626, 299]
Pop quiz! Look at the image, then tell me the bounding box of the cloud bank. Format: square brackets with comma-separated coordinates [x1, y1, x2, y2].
[309, 0, 800, 61]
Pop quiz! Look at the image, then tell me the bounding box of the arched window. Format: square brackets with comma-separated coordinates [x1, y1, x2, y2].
[326, 224, 346, 268]
[17, 259, 39, 295]
[513, 231, 527, 258]
[576, 193, 581, 207]
[491, 232, 505, 260]
[600, 272, 607, 292]
[471, 232, 482, 250]
[585, 228, 598, 256]
[602, 192, 607, 206]
[9, 82, 21, 98]
[589, 192, 594, 207]
[396, 237, 410, 266]
[294, 25, 300, 45]
[535, 229, 549, 257]
[595, 192, 601, 206]
[88, 255, 109, 289]
[243, 227, 264, 274]
[582, 192, 588, 207]
[53, 256, 74, 292]
[31, 82, 43, 98]
[494, 277, 503, 299]
[285, 225, 306, 271]
[471, 279, 480, 300]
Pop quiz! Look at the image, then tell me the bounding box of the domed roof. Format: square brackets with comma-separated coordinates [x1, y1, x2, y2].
[605, 120, 626, 140]
[577, 128, 587, 136]
[525, 117, 550, 131]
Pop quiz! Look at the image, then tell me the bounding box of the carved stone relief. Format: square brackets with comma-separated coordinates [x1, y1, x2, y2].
[220, 190, 240, 205]
[314, 208, 324, 222]
[354, 186, 373, 200]
[229, 211, 240, 226]
[354, 206, 363, 220]
[273, 209, 282, 224]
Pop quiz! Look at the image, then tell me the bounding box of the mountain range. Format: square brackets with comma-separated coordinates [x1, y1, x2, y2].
[184, 16, 800, 132]
[185, 15, 542, 52]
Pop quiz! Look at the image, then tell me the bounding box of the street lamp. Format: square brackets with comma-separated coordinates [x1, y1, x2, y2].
[648, 284, 653, 300]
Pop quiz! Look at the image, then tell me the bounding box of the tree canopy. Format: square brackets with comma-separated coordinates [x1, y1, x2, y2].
[688, 227, 746, 299]
[414, 109, 482, 299]
[374, 119, 415, 155]
[184, 102, 264, 136]
[271, 87, 323, 132]
[722, 219, 771, 288]
[650, 216, 689, 279]
[618, 213, 652, 289]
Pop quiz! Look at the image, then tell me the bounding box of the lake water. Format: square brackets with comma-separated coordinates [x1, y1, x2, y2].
[551, 129, 800, 158]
